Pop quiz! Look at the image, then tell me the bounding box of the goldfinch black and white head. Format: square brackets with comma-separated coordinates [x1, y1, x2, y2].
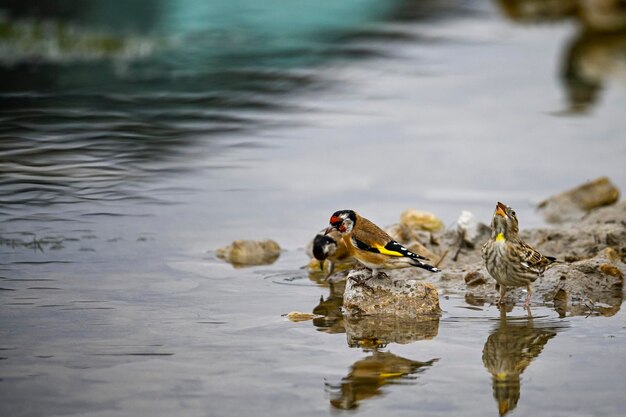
[327, 209, 357, 234]
[312, 233, 337, 262]
[491, 202, 519, 239]
[311, 228, 353, 277]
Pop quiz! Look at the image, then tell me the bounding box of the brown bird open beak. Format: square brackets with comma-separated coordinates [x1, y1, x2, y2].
[495, 202, 507, 217]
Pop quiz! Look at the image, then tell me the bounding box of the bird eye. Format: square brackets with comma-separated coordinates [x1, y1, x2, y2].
[511, 210, 516, 216]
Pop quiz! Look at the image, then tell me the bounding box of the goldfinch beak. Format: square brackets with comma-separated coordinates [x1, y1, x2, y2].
[495, 202, 507, 218]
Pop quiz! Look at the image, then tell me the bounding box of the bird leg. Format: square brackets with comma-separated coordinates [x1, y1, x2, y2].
[361, 268, 390, 286]
[324, 261, 335, 280]
[497, 284, 506, 305]
[523, 285, 532, 308]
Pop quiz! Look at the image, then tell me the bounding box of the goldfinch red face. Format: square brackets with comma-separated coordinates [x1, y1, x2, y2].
[491, 201, 519, 237]
[327, 210, 356, 234]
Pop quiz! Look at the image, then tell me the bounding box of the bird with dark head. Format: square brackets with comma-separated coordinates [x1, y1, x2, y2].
[482, 202, 557, 308]
[326, 209, 440, 280]
[311, 228, 352, 277]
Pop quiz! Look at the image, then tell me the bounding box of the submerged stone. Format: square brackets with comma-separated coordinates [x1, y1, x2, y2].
[284, 311, 320, 322]
[215, 239, 281, 266]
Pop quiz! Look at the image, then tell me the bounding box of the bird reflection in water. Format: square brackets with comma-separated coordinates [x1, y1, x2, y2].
[327, 349, 437, 410]
[482, 309, 564, 416]
[311, 280, 346, 334]
[327, 315, 439, 410]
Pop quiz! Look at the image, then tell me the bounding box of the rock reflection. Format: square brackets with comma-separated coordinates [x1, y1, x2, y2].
[495, 0, 626, 113]
[328, 350, 437, 410]
[482, 310, 564, 416]
[345, 315, 439, 348]
[308, 271, 440, 410]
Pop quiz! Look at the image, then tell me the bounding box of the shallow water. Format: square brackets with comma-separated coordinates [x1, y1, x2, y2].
[1, 1, 626, 416]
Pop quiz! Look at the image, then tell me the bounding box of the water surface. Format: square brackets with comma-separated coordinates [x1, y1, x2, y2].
[1, 1, 626, 416]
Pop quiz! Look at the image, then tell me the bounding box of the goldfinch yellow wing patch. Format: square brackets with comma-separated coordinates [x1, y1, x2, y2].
[353, 239, 428, 260]
[374, 243, 404, 256]
[381, 241, 428, 260]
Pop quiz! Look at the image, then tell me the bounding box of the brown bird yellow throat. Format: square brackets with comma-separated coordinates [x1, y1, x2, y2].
[495, 232, 505, 242]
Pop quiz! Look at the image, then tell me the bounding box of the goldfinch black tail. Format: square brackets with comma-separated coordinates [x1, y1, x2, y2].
[410, 258, 440, 273]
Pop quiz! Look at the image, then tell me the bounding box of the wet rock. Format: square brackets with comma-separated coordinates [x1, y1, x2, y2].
[538, 247, 624, 305]
[343, 269, 440, 318]
[400, 209, 445, 232]
[407, 240, 440, 264]
[384, 223, 432, 245]
[215, 239, 281, 266]
[441, 271, 464, 282]
[600, 263, 623, 278]
[385, 222, 416, 243]
[451, 210, 491, 262]
[456, 210, 491, 248]
[464, 271, 487, 287]
[284, 311, 320, 322]
[384, 223, 441, 264]
[537, 176, 620, 223]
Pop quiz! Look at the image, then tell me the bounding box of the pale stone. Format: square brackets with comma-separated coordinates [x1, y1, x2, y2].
[215, 239, 280, 266]
[400, 209, 445, 232]
[537, 176, 620, 223]
[343, 269, 440, 318]
[456, 210, 491, 247]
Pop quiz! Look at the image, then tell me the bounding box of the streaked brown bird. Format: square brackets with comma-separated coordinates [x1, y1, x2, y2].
[326, 209, 440, 280]
[482, 202, 556, 307]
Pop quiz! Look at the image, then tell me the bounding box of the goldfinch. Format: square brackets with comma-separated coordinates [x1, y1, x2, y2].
[326, 209, 440, 279]
[482, 202, 557, 307]
[311, 228, 352, 277]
